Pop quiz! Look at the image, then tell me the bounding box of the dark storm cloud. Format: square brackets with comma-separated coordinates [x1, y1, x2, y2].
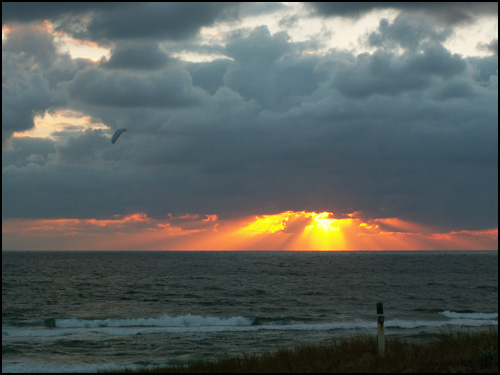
[2, 22, 58, 68]
[2, 23, 93, 142]
[55, 129, 110, 164]
[2, 34, 54, 142]
[85, 3, 240, 42]
[478, 39, 498, 56]
[187, 59, 233, 95]
[223, 26, 325, 110]
[1, 2, 120, 24]
[2, 5, 498, 232]
[2, 69, 52, 141]
[67, 64, 204, 108]
[367, 14, 453, 51]
[309, 2, 498, 25]
[105, 41, 171, 70]
[3, 3, 241, 43]
[468, 55, 499, 86]
[1, 137, 55, 169]
[330, 44, 466, 98]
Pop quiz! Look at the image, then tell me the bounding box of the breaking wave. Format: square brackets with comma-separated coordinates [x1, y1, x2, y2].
[3, 310, 497, 343]
[439, 311, 498, 320]
[54, 314, 252, 329]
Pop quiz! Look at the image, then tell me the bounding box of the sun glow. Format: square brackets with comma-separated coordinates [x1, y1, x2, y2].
[2, 211, 498, 251]
[301, 212, 352, 250]
[219, 211, 498, 251]
[12, 110, 109, 140]
[308, 212, 341, 232]
[236, 211, 355, 250]
[238, 211, 292, 234]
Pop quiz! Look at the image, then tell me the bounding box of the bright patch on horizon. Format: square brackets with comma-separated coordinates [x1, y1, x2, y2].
[237, 211, 353, 250]
[307, 212, 343, 232]
[2, 211, 498, 251]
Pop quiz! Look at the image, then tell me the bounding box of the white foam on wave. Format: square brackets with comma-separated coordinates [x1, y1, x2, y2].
[439, 311, 498, 320]
[386, 318, 497, 329]
[1, 360, 163, 374]
[3, 311, 497, 343]
[55, 314, 252, 329]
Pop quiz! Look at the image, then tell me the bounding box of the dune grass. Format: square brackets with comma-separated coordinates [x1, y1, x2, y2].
[109, 328, 497, 373]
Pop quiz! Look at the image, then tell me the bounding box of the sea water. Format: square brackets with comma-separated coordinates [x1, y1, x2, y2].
[2, 251, 498, 373]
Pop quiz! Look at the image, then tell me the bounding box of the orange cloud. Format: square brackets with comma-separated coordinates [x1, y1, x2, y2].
[178, 211, 498, 251]
[2, 213, 218, 250]
[2, 211, 498, 251]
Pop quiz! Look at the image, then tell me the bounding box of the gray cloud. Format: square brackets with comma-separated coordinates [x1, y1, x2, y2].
[2, 3, 241, 44]
[187, 59, 233, 95]
[309, 3, 498, 25]
[2, 7, 498, 233]
[67, 64, 205, 108]
[478, 39, 498, 56]
[85, 3, 240, 42]
[223, 26, 325, 110]
[105, 41, 171, 70]
[2, 70, 52, 141]
[1, 23, 59, 141]
[1, 3, 120, 24]
[329, 43, 466, 98]
[1, 137, 56, 169]
[2, 22, 58, 68]
[1, 23, 96, 142]
[367, 14, 453, 51]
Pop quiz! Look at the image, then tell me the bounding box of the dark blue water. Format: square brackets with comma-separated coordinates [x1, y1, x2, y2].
[2, 251, 498, 373]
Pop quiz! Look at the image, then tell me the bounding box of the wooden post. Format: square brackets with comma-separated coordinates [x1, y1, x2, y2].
[377, 302, 385, 357]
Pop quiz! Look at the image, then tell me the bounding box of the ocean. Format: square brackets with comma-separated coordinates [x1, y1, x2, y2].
[2, 250, 498, 373]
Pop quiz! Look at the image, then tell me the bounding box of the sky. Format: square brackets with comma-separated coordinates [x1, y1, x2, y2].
[2, 2, 498, 251]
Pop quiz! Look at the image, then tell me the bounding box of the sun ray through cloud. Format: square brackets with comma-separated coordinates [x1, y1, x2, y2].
[3, 211, 497, 251]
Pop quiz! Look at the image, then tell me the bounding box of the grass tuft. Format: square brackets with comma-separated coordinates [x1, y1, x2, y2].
[105, 328, 498, 373]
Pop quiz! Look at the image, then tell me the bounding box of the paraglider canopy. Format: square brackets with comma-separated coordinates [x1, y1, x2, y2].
[111, 128, 127, 144]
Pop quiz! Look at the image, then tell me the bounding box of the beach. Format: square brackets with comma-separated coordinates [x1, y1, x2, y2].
[109, 328, 498, 373]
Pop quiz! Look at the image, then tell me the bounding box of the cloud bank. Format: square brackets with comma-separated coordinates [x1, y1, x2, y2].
[2, 3, 498, 241]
